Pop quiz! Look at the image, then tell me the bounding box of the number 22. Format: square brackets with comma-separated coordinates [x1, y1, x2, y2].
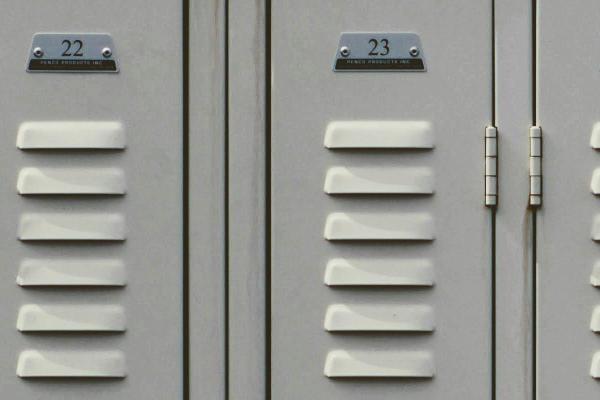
[62, 40, 84, 57]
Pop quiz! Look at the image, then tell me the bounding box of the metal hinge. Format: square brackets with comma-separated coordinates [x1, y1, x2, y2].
[485, 126, 498, 207]
[529, 126, 542, 207]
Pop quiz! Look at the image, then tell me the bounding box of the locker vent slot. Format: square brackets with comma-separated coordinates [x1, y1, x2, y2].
[324, 121, 434, 149]
[324, 166, 434, 195]
[17, 259, 126, 287]
[15, 116, 128, 376]
[18, 167, 126, 195]
[324, 212, 434, 241]
[591, 262, 600, 287]
[18, 213, 126, 241]
[324, 350, 434, 378]
[590, 123, 600, 149]
[324, 258, 434, 287]
[591, 216, 600, 241]
[15, 123, 128, 379]
[324, 304, 434, 332]
[590, 306, 600, 332]
[17, 304, 126, 332]
[322, 120, 436, 381]
[17, 121, 126, 149]
[591, 169, 600, 195]
[17, 350, 126, 378]
[591, 352, 600, 378]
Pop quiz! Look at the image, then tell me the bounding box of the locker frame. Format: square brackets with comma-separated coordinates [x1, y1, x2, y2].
[226, 1, 268, 399]
[188, 0, 228, 398]
[494, 1, 535, 400]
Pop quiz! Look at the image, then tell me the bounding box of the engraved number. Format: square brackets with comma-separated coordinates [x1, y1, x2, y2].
[62, 40, 84, 57]
[368, 38, 390, 56]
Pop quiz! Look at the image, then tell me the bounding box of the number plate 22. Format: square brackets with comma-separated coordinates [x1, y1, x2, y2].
[27, 33, 119, 73]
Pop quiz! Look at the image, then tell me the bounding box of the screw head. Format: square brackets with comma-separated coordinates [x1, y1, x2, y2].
[340, 46, 350, 57]
[102, 47, 112, 58]
[409, 46, 420, 57]
[33, 47, 44, 58]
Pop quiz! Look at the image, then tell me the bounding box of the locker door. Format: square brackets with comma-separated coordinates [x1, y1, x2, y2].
[0, 1, 183, 399]
[537, 0, 600, 397]
[270, 1, 493, 399]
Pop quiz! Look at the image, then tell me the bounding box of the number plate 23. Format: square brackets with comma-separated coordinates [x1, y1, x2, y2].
[27, 33, 119, 73]
[333, 32, 426, 72]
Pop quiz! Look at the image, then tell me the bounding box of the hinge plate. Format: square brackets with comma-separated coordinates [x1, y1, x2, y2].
[485, 126, 498, 207]
[529, 126, 542, 207]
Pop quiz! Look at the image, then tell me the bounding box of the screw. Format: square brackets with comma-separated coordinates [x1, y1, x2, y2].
[33, 47, 44, 58]
[409, 46, 420, 57]
[102, 47, 112, 58]
[340, 46, 350, 57]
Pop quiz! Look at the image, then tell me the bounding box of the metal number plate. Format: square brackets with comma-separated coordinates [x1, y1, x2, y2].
[27, 33, 119, 73]
[333, 32, 426, 72]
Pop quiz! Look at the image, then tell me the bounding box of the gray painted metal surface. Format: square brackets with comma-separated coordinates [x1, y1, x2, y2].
[189, 0, 227, 399]
[0, 1, 570, 398]
[228, 0, 267, 399]
[537, 0, 600, 398]
[494, 0, 534, 399]
[270, 1, 493, 398]
[0, 0, 183, 398]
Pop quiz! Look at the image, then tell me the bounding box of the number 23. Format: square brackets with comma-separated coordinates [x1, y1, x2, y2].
[368, 38, 390, 56]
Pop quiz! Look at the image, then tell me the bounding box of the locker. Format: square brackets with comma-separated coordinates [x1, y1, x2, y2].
[3, 1, 591, 399]
[537, 0, 600, 397]
[269, 1, 493, 399]
[0, 1, 184, 398]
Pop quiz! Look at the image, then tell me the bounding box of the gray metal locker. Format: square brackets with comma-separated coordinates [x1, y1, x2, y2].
[1, 1, 579, 399]
[537, 0, 600, 397]
[0, 1, 184, 398]
[269, 1, 493, 398]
